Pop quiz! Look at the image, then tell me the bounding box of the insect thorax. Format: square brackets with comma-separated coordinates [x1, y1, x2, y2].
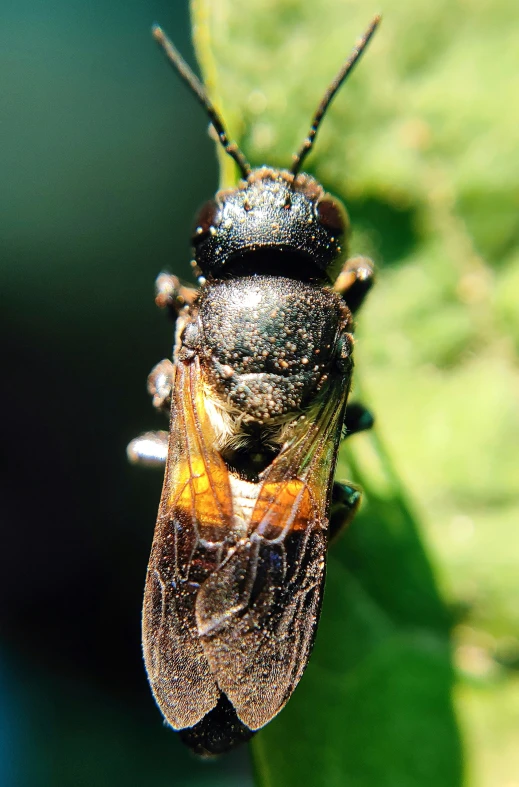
[176, 275, 353, 475]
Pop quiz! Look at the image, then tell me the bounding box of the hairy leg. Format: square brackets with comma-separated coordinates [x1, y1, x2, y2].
[127, 430, 169, 467]
[329, 401, 374, 540]
[155, 272, 199, 320]
[334, 256, 374, 314]
[147, 358, 175, 413]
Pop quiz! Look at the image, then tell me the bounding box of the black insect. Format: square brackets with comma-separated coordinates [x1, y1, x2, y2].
[128, 15, 379, 756]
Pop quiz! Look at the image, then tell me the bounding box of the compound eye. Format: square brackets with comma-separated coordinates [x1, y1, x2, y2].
[192, 200, 218, 244]
[316, 196, 348, 236]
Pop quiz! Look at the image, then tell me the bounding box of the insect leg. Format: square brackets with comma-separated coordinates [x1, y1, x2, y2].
[329, 482, 362, 541]
[127, 430, 168, 467]
[333, 256, 374, 314]
[329, 403, 373, 539]
[155, 272, 199, 320]
[343, 402, 374, 437]
[147, 358, 175, 413]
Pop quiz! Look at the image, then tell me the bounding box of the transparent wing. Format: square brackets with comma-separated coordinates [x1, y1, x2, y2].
[196, 378, 350, 730]
[142, 359, 235, 729]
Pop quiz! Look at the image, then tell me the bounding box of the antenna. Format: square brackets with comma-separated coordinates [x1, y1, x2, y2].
[152, 24, 252, 179]
[290, 15, 381, 176]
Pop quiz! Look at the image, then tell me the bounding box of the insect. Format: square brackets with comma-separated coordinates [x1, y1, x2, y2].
[128, 15, 380, 756]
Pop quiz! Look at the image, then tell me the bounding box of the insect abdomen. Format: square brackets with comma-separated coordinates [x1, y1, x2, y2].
[178, 694, 255, 756]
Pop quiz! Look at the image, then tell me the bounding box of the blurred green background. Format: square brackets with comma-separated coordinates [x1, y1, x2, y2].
[1, 0, 518, 785]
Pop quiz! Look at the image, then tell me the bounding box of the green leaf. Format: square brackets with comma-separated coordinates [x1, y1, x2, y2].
[252, 433, 461, 787]
[190, 0, 519, 784]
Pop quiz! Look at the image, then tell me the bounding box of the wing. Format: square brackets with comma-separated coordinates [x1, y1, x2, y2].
[195, 374, 350, 730]
[142, 358, 235, 729]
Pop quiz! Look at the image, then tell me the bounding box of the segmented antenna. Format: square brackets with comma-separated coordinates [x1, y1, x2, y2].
[152, 24, 252, 179]
[291, 15, 381, 176]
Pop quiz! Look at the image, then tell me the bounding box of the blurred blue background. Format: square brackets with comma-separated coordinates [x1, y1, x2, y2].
[1, 0, 252, 783]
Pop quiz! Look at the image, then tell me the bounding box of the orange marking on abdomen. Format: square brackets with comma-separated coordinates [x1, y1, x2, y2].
[169, 458, 231, 530]
[252, 478, 314, 537]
